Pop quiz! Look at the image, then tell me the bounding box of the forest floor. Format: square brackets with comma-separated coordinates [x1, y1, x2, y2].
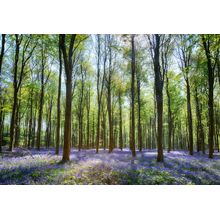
[1, 147, 220, 185]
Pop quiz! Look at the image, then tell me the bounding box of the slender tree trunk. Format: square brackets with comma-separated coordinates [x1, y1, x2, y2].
[46, 98, 52, 148]
[166, 74, 172, 153]
[194, 87, 205, 153]
[86, 86, 90, 149]
[96, 106, 101, 153]
[130, 34, 136, 157]
[136, 68, 142, 152]
[27, 88, 33, 149]
[92, 112, 95, 149]
[36, 76, 44, 150]
[31, 99, 37, 148]
[95, 35, 105, 153]
[186, 78, 193, 155]
[10, 35, 20, 151]
[153, 34, 164, 162]
[56, 37, 62, 155]
[215, 105, 219, 152]
[202, 36, 215, 158]
[107, 82, 113, 152]
[0, 34, 6, 151]
[14, 98, 21, 147]
[119, 91, 123, 151]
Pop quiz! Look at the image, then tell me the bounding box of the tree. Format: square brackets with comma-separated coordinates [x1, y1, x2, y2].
[95, 35, 106, 153]
[36, 37, 51, 151]
[59, 34, 76, 162]
[148, 34, 164, 162]
[130, 34, 136, 157]
[10, 35, 36, 151]
[176, 35, 194, 155]
[201, 34, 220, 158]
[56, 35, 62, 155]
[136, 51, 142, 152]
[0, 34, 6, 151]
[161, 35, 173, 152]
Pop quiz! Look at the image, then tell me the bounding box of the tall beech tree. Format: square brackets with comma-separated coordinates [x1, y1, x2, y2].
[130, 34, 136, 157]
[148, 34, 164, 162]
[106, 35, 114, 153]
[0, 34, 6, 151]
[95, 35, 106, 153]
[201, 35, 220, 158]
[36, 39, 51, 151]
[55, 35, 62, 155]
[59, 34, 76, 162]
[176, 35, 194, 155]
[161, 35, 172, 153]
[136, 54, 142, 152]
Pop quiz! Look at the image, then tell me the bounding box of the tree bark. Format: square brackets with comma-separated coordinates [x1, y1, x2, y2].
[202, 35, 216, 158]
[152, 34, 164, 162]
[194, 87, 205, 153]
[86, 85, 90, 149]
[130, 34, 136, 157]
[56, 36, 62, 155]
[136, 65, 142, 152]
[166, 74, 173, 153]
[60, 34, 76, 162]
[119, 91, 123, 151]
[0, 34, 6, 151]
[186, 77, 193, 155]
[9, 35, 20, 151]
[36, 47, 45, 150]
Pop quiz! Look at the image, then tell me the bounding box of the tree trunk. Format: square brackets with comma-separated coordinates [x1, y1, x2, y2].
[10, 35, 20, 151]
[0, 34, 6, 151]
[60, 34, 76, 162]
[36, 76, 44, 150]
[136, 67, 142, 152]
[153, 34, 164, 162]
[166, 74, 172, 153]
[56, 37, 62, 155]
[119, 91, 123, 151]
[86, 86, 90, 149]
[130, 34, 136, 157]
[194, 87, 205, 153]
[202, 36, 215, 158]
[27, 88, 33, 149]
[63, 73, 72, 161]
[186, 78, 193, 155]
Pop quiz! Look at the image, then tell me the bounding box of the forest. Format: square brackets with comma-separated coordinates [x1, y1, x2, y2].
[0, 34, 220, 185]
